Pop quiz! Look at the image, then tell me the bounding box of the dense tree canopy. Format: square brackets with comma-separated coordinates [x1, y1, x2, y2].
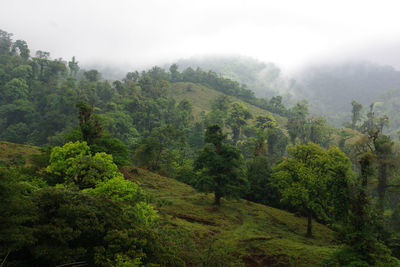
[194, 125, 248, 205]
[274, 143, 353, 236]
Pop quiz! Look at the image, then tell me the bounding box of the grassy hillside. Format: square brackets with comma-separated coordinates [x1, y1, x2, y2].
[169, 82, 288, 128]
[171, 55, 288, 98]
[0, 141, 40, 166]
[0, 142, 338, 266]
[123, 166, 338, 266]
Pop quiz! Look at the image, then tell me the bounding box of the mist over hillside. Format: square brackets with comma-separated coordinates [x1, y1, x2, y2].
[3, 0, 400, 265]
[162, 56, 400, 135]
[292, 61, 400, 126]
[169, 55, 295, 98]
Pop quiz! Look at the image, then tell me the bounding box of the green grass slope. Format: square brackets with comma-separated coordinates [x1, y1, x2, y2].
[123, 166, 338, 266]
[0, 142, 338, 266]
[0, 141, 40, 166]
[169, 82, 288, 127]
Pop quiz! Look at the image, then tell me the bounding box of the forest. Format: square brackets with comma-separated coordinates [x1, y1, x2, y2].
[1, 28, 400, 267]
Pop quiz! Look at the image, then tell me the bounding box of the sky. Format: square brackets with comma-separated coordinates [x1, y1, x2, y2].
[2, 0, 400, 72]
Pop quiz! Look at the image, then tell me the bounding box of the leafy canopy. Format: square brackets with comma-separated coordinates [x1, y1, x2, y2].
[46, 141, 122, 189]
[194, 125, 248, 205]
[274, 143, 353, 236]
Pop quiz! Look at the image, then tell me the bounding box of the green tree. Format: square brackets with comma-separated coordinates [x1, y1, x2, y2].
[351, 100, 363, 130]
[254, 114, 288, 160]
[11, 39, 30, 60]
[0, 168, 37, 261]
[84, 176, 158, 226]
[254, 114, 278, 130]
[194, 125, 248, 205]
[69, 101, 130, 166]
[169, 63, 181, 82]
[12, 65, 32, 80]
[287, 101, 309, 144]
[274, 143, 352, 237]
[323, 153, 400, 266]
[245, 156, 280, 207]
[6, 187, 181, 267]
[75, 101, 103, 144]
[134, 125, 186, 173]
[33, 50, 50, 79]
[68, 56, 79, 77]
[226, 102, 252, 145]
[84, 69, 101, 82]
[3, 78, 29, 102]
[46, 141, 123, 189]
[358, 103, 398, 215]
[308, 117, 331, 147]
[0, 29, 13, 54]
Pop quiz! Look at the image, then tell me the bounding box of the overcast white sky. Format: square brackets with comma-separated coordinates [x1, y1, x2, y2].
[2, 0, 400, 71]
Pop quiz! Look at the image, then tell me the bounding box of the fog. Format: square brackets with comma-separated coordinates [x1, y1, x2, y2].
[2, 0, 400, 72]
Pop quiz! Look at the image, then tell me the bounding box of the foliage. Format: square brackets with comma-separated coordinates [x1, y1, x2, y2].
[273, 143, 353, 236]
[46, 141, 123, 189]
[286, 101, 332, 147]
[3, 188, 182, 267]
[83, 176, 158, 226]
[353, 103, 399, 215]
[194, 125, 248, 205]
[351, 100, 363, 130]
[0, 168, 38, 258]
[253, 114, 288, 161]
[226, 102, 252, 144]
[134, 124, 188, 175]
[0, 145, 184, 266]
[244, 156, 281, 207]
[325, 153, 400, 266]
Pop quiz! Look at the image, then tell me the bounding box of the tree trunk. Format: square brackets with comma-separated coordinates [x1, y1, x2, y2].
[306, 212, 312, 237]
[153, 146, 163, 171]
[377, 162, 387, 214]
[214, 191, 221, 205]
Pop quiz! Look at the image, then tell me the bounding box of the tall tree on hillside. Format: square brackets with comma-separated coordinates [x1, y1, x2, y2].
[254, 114, 288, 160]
[68, 56, 79, 77]
[134, 124, 186, 172]
[33, 50, 50, 80]
[169, 63, 182, 82]
[287, 101, 309, 144]
[308, 117, 331, 147]
[84, 69, 100, 82]
[358, 103, 398, 215]
[226, 102, 252, 145]
[67, 101, 129, 166]
[76, 101, 103, 145]
[194, 125, 248, 205]
[0, 29, 13, 54]
[327, 152, 399, 266]
[11, 40, 30, 60]
[351, 100, 363, 130]
[274, 143, 352, 237]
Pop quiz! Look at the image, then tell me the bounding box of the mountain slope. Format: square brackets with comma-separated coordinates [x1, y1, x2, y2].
[123, 166, 337, 266]
[171, 55, 291, 97]
[294, 62, 400, 127]
[169, 82, 288, 128]
[0, 142, 338, 266]
[0, 141, 40, 166]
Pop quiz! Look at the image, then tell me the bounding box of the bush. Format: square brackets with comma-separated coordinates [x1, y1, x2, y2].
[5, 188, 183, 266]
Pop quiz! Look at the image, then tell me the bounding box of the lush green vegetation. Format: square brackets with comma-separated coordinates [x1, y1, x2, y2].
[1, 29, 400, 266]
